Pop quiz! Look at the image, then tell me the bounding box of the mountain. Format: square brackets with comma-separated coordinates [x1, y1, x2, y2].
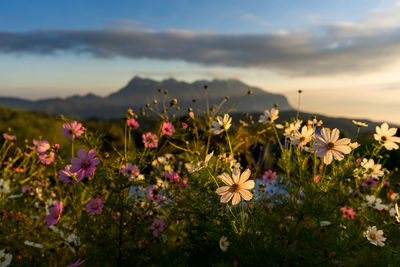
[0, 77, 292, 119]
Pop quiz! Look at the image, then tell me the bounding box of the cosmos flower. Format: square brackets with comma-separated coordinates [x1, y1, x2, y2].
[0, 249, 12, 267]
[121, 163, 141, 180]
[39, 151, 55, 165]
[0, 179, 10, 195]
[374, 123, 400, 150]
[216, 168, 255, 205]
[45, 201, 63, 227]
[35, 140, 50, 154]
[211, 114, 232, 135]
[147, 185, 164, 203]
[86, 198, 104, 215]
[262, 170, 278, 184]
[259, 108, 279, 124]
[58, 165, 80, 184]
[360, 159, 384, 179]
[341, 206, 356, 219]
[70, 149, 100, 180]
[161, 122, 175, 136]
[2, 133, 16, 141]
[142, 132, 158, 148]
[186, 151, 214, 173]
[219, 236, 230, 252]
[150, 218, 165, 236]
[127, 118, 140, 130]
[360, 177, 379, 188]
[312, 128, 351, 165]
[284, 120, 302, 136]
[62, 121, 85, 140]
[352, 120, 368, 127]
[290, 125, 314, 147]
[364, 226, 386, 247]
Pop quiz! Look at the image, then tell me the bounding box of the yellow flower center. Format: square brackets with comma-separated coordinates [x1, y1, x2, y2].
[231, 183, 240, 192]
[299, 137, 306, 142]
[92, 203, 98, 209]
[370, 233, 378, 241]
[326, 142, 335, 150]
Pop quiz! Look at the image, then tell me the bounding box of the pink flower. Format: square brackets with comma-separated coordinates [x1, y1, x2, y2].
[86, 198, 104, 215]
[164, 171, 181, 183]
[62, 121, 84, 140]
[45, 201, 63, 226]
[162, 122, 175, 136]
[262, 170, 278, 184]
[52, 144, 60, 150]
[142, 132, 158, 148]
[68, 259, 85, 267]
[147, 185, 164, 202]
[3, 133, 16, 141]
[182, 122, 188, 129]
[150, 218, 165, 236]
[36, 140, 50, 154]
[121, 163, 140, 179]
[70, 149, 100, 180]
[39, 151, 55, 165]
[314, 174, 321, 183]
[58, 164, 80, 184]
[341, 206, 356, 219]
[127, 118, 140, 130]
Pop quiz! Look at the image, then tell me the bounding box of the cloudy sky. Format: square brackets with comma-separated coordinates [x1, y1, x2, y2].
[1, 0, 400, 123]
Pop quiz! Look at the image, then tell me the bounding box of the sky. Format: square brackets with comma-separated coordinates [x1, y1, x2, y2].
[1, 0, 400, 123]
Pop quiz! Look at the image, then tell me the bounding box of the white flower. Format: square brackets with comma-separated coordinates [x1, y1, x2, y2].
[259, 108, 279, 124]
[290, 125, 314, 147]
[216, 168, 255, 205]
[320, 221, 331, 227]
[186, 151, 214, 173]
[24, 240, 44, 249]
[0, 250, 12, 266]
[219, 236, 230, 252]
[364, 226, 386, 247]
[374, 123, 400, 150]
[360, 159, 384, 179]
[211, 114, 232, 135]
[349, 142, 360, 150]
[352, 120, 368, 127]
[312, 128, 351, 165]
[284, 120, 302, 136]
[0, 179, 10, 194]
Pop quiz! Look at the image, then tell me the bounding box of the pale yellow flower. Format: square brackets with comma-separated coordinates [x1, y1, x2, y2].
[374, 123, 400, 150]
[364, 226, 386, 247]
[352, 120, 368, 127]
[216, 168, 254, 205]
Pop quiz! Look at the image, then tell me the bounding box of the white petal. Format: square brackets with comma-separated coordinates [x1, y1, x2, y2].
[219, 173, 233, 186]
[241, 180, 255, 190]
[216, 186, 231, 195]
[231, 193, 241, 205]
[220, 192, 233, 203]
[239, 189, 253, 201]
[239, 169, 251, 184]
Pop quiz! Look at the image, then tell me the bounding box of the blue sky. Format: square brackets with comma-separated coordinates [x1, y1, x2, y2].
[1, 0, 400, 123]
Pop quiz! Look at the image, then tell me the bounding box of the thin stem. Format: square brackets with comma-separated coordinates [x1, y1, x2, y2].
[225, 130, 234, 156]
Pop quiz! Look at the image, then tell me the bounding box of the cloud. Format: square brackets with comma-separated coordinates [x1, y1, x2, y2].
[3, 4, 400, 77]
[243, 13, 269, 27]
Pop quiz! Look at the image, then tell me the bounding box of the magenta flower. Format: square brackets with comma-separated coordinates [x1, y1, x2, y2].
[262, 170, 278, 184]
[127, 118, 140, 130]
[70, 149, 100, 180]
[3, 133, 16, 141]
[341, 206, 356, 219]
[182, 122, 188, 129]
[360, 177, 379, 188]
[45, 201, 63, 226]
[86, 198, 104, 215]
[62, 121, 85, 140]
[161, 122, 175, 136]
[36, 140, 50, 154]
[39, 151, 55, 165]
[142, 132, 158, 148]
[150, 218, 165, 236]
[147, 185, 164, 202]
[68, 258, 85, 267]
[121, 163, 140, 179]
[58, 164, 80, 184]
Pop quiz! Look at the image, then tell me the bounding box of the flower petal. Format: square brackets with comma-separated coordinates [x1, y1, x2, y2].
[216, 186, 231, 195]
[239, 189, 253, 201]
[241, 180, 255, 190]
[231, 193, 241, 205]
[239, 169, 251, 184]
[219, 173, 233, 186]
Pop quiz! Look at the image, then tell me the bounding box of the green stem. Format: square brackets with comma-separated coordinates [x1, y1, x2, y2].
[225, 130, 234, 156]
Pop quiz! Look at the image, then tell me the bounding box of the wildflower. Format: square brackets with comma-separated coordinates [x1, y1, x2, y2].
[2, 133, 16, 141]
[314, 174, 321, 183]
[127, 118, 140, 130]
[45, 201, 62, 226]
[360, 177, 379, 188]
[58, 165, 80, 184]
[352, 120, 368, 127]
[320, 221, 331, 227]
[142, 132, 158, 148]
[211, 114, 232, 135]
[284, 120, 302, 136]
[161, 122, 175, 136]
[35, 140, 50, 154]
[24, 240, 44, 249]
[219, 236, 230, 252]
[150, 218, 165, 236]
[68, 258, 85, 267]
[121, 163, 141, 181]
[259, 108, 279, 124]
[0, 179, 10, 194]
[349, 142, 360, 150]
[86, 198, 104, 215]
[290, 125, 314, 147]
[61, 121, 84, 140]
[262, 170, 278, 184]
[395, 203, 400, 223]
[182, 122, 188, 129]
[147, 185, 164, 202]
[216, 168, 255, 205]
[341, 206, 356, 219]
[70, 149, 100, 180]
[0, 250, 12, 266]
[186, 151, 214, 173]
[39, 151, 55, 165]
[312, 128, 351, 165]
[361, 159, 384, 179]
[374, 123, 400, 150]
[364, 226, 386, 247]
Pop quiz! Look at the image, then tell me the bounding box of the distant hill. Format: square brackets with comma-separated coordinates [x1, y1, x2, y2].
[0, 77, 292, 119]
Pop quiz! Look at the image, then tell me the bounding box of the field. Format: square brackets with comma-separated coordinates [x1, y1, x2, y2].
[1, 93, 400, 266]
